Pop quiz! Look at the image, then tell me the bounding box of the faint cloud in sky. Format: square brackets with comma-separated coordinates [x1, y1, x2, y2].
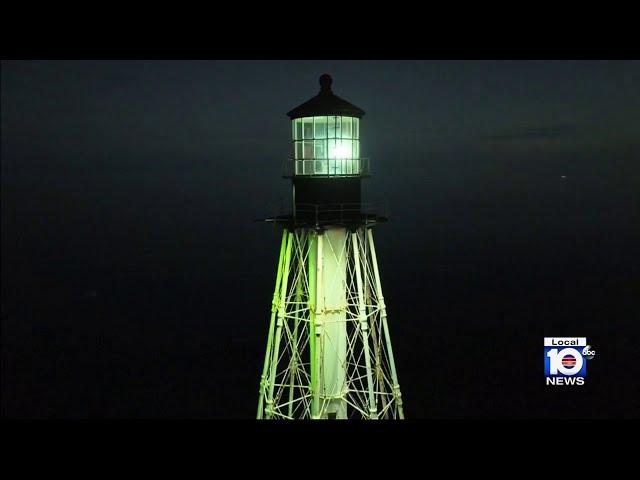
[486, 124, 578, 141]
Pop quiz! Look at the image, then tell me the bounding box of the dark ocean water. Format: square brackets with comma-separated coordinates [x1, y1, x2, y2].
[2, 160, 639, 418]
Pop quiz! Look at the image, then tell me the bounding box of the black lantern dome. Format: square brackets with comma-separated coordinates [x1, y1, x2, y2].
[287, 74, 365, 119]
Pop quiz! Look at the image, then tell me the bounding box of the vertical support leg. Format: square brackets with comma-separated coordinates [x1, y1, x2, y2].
[257, 230, 287, 419]
[312, 230, 324, 419]
[361, 228, 389, 415]
[308, 231, 319, 419]
[265, 231, 294, 419]
[367, 228, 405, 419]
[288, 230, 304, 418]
[365, 288, 388, 415]
[352, 230, 378, 419]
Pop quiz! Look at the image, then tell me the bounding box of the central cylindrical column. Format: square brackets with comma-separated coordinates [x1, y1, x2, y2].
[320, 227, 348, 418]
[310, 227, 348, 419]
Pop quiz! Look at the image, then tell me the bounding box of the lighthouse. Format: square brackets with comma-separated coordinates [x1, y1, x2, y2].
[256, 75, 404, 420]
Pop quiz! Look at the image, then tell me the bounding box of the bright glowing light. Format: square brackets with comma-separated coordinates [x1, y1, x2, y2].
[332, 143, 351, 159]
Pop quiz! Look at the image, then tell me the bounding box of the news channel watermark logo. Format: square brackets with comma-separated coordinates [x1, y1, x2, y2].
[544, 337, 596, 386]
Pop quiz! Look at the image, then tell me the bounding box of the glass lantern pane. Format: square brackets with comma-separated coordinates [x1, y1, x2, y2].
[354, 140, 359, 159]
[295, 119, 302, 140]
[303, 140, 313, 159]
[295, 141, 302, 159]
[315, 160, 327, 175]
[330, 161, 338, 175]
[303, 117, 314, 139]
[314, 140, 326, 159]
[328, 116, 342, 138]
[327, 139, 336, 159]
[343, 140, 353, 159]
[353, 118, 359, 139]
[314, 116, 327, 138]
[342, 117, 352, 139]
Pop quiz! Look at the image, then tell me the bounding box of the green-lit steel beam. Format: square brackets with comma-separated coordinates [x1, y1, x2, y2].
[367, 227, 404, 419]
[352, 231, 378, 419]
[308, 230, 318, 418]
[312, 231, 324, 419]
[265, 231, 294, 419]
[288, 230, 305, 417]
[257, 230, 288, 419]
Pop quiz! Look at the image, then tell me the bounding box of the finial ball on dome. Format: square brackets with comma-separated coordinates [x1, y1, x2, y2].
[319, 74, 333, 91]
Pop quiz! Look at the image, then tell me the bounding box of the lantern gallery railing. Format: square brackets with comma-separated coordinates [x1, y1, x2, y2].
[266, 201, 389, 227]
[283, 158, 370, 177]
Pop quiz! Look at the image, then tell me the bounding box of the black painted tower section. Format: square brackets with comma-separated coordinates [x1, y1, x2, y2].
[287, 75, 367, 226]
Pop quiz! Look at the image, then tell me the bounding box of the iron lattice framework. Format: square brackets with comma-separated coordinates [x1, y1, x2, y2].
[257, 226, 404, 419]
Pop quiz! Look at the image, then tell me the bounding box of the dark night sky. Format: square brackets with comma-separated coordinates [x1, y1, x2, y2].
[2, 60, 639, 418]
